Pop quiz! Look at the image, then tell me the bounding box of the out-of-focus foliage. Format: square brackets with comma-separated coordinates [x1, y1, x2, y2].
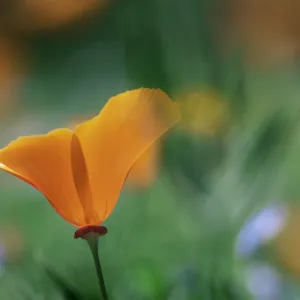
[1, 0, 300, 299]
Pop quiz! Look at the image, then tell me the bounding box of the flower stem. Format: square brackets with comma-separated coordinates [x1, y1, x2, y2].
[85, 234, 109, 300]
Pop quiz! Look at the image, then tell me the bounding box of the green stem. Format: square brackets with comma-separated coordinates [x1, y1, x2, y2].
[85, 234, 109, 300]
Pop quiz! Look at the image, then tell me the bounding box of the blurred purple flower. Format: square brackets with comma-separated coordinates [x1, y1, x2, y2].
[236, 204, 287, 257]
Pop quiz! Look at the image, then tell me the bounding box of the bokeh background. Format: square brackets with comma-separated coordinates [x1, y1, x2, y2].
[1, 1, 300, 299]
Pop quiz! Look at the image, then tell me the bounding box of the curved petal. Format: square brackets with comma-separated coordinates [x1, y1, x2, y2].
[75, 88, 180, 221]
[0, 129, 85, 226]
[70, 133, 99, 225]
[127, 143, 159, 188]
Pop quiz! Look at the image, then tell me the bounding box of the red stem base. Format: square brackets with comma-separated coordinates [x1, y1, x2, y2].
[74, 225, 108, 239]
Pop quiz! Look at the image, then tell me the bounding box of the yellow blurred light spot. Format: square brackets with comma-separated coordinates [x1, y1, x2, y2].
[177, 89, 229, 137]
[273, 204, 300, 278]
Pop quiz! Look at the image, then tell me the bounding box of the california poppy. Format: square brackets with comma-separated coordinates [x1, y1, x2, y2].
[0, 88, 180, 299]
[126, 100, 164, 189]
[126, 144, 159, 189]
[67, 111, 161, 190]
[0, 88, 180, 233]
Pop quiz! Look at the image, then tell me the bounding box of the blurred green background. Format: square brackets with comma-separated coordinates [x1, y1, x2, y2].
[1, 0, 300, 299]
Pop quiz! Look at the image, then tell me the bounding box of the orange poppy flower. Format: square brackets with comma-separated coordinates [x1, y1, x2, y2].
[126, 100, 163, 189]
[68, 112, 160, 190]
[0, 88, 180, 238]
[126, 144, 159, 189]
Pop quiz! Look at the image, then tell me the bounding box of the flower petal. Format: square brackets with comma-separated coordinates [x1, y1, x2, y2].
[70, 133, 98, 225]
[127, 136, 160, 188]
[0, 129, 85, 226]
[75, 88, 180, 221]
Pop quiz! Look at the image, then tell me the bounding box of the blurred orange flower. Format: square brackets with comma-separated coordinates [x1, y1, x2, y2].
[0, 36, 25, 118]
[217, 0, 300, 66]
[3, 0, 109, 32]
[0, 89, 180, 232]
